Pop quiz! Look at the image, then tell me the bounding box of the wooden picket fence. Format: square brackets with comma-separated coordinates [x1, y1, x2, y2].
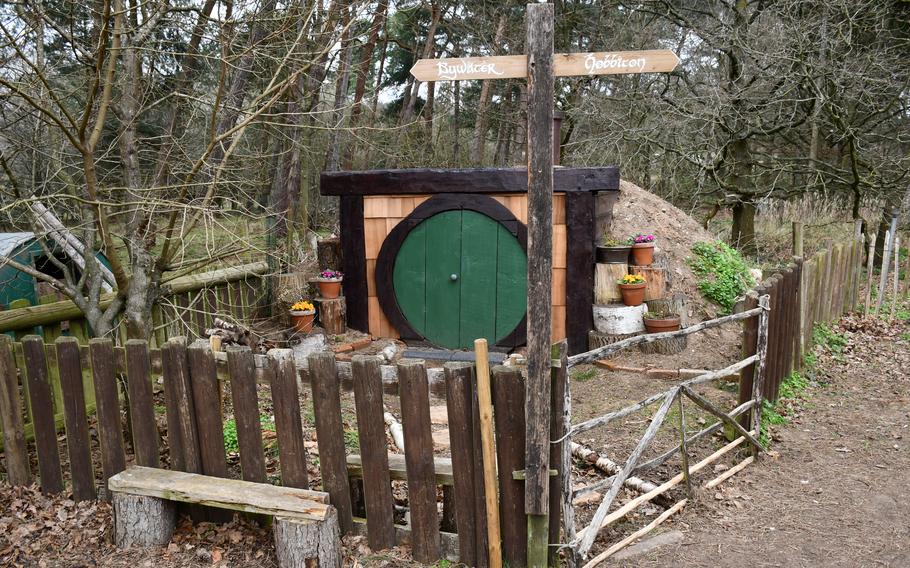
[741, 232, 864, 402]
[0, 261, 268, 347]
[0, 334, 548, 565]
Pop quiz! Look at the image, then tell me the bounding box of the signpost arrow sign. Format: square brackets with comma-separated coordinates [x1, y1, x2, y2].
[410, 49, 680, 82]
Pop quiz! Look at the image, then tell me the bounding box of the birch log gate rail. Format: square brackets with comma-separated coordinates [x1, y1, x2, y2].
[555, 296, 771, 564]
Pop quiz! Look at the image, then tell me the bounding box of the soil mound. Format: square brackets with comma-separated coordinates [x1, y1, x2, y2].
[609, 180, 721, 321]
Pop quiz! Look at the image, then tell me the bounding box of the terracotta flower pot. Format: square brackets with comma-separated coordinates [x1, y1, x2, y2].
[618, 282, 647, 306]
[317, 278, 343, 299]
[290, 310, 316, 333]
[631, 243, 655, 266]
[643, 315, 681, 334]
[596, 245, 632, 264]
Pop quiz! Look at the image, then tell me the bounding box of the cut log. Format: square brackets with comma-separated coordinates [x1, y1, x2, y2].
[594, 263, 627, 304]
[316, 297, 347, 335]
[569, 442, 658, 495]
[593, 304, 646, 335]
[317, 237, 343, 274]
[587, 330, 642, 360]
[274, 508, 342, 568]
[645, 294, 688, 327]
[638, 335, 688, 355]
[630, 266, 667, 301]
[112, 493, 176, 547]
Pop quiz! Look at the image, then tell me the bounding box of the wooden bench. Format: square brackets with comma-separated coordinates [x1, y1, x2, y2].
[109, 467, 340, 567]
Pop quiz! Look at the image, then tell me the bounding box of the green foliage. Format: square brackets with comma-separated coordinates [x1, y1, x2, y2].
[901, 332, 910, 342]
[812, 323, 848, 359]
[571, 368, 597, 382]
[344, 429, 360, 452]
[223, 419, 239, 454]
[225, 415, 276, 455]
[687, 241, 755, 314]
[760, 371, 811, 446]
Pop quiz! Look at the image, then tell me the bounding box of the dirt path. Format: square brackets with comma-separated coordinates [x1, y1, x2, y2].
[617, 315, 910, 568]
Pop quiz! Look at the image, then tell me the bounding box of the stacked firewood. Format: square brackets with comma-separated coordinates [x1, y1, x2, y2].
[204, 318, 279, 353]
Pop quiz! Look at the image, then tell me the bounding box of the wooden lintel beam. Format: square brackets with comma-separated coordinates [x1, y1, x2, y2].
[320, 167, 619, 196]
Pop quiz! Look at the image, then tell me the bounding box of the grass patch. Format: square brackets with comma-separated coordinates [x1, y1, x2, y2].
[571, 368, 597, 382]
[687, 241, 755, 314]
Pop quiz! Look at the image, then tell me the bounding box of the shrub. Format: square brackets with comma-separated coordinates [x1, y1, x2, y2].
[687, 241, 755, 314]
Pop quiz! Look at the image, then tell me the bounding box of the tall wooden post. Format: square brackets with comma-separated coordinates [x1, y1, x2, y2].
[525, 4, 554, 568]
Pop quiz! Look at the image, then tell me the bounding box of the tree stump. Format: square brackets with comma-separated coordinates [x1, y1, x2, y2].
[588, 330, 642, 360]
[630, 266, 667, 301]
[594, 263, 628, 304]
[593, 304, 647, 335]
[638, 335, 688, 355]
[316, 297, 346, 335]
[274, 508, 342, 568]
[317, 238, 343, 273]
[112, 493, 176, 547]
[646, 294, 689, 327]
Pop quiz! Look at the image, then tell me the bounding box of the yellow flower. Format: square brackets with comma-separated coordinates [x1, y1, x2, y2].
[291, 300, 314, 312]
[619, 274, 645, 285]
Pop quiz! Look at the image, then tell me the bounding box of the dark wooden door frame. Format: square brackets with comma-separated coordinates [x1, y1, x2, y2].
[322, 166, 619, 355]
[375, 194, 528, 349]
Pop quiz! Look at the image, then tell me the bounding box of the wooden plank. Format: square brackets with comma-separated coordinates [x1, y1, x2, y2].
[56, 337, 95, 501]
[161, 337, 201, 473]
[340, 195, 370, 333]
[425, 211, 463, 348]
[321, 167, 620, 197]
[89, 338, 127, 486]
[351, 355, 396, 550]
[443, 362, 478, 566]
[344, 453, 454, 485]
[474, 340, 502, 568]
[410, 50, 679, 81]
[39, 295, 65, 416]
[125, 340, 160, 467]
[226, 347, 267, 483]
[0, 335, 30, 485]
[525, 1, 555, 524]
[738, 292, 759, 428]
[491, 365, 526, 568]
[397, 360, 440, 563]
[108, 466, 330, 520]
[22, 335, 64, 494]
[268, 349, 309, 488]
[186, 340, 228, 478]
[460, 212, 499, 346]
[308, 351, 354, 534]
[548, 341, 568, 566]
[471, 363, 490, 568]
[565, 191, 595, 354]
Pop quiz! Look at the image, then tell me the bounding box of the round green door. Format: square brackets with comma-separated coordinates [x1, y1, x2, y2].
[392, 210, 527, 349]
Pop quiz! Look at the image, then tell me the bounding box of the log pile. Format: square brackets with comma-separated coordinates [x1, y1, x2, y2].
[204, 318, 279, 353]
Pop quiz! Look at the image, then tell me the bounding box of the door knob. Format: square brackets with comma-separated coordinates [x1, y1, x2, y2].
[450, 273, 458, 281]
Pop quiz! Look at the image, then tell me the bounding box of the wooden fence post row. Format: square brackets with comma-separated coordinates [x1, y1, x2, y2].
[745, 234, 864, 403]
[0, 336, 541, 566]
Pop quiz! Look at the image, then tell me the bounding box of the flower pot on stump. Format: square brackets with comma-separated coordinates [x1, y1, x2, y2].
[643, 313, 681, 334]
[595, 245, 632, 264]
[317, 279, 342, 299]
[289, 310, 316, 333]
[631, 243, 655, 266]
[618, 283, 647, 306]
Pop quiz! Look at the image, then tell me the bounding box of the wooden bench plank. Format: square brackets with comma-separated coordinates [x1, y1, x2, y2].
[108, 466, 330, 521]
[345, 453, 454, 485]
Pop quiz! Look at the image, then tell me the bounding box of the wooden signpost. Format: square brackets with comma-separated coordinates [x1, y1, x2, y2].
[411, 5, 679, 567]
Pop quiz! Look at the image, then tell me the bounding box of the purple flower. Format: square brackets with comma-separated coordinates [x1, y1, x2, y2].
[320, 269, 343, 279]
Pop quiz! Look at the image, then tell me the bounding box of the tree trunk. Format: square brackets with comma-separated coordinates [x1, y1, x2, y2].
[325, 5, 354, 173]
[401, 3, 441, 125]
[471, 14, 507, 166]
[731, 200, 757, 258]
[343, 0, 388, 170]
